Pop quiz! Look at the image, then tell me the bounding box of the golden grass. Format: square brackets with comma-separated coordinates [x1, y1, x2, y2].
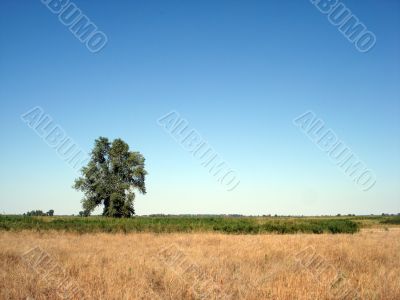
[0, 229, 399, 299]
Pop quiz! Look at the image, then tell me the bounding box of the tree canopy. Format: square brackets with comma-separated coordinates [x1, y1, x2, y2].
[74, 137, 147, 218]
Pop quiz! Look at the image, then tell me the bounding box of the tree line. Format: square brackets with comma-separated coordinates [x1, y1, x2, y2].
[24, 210, 54, 217]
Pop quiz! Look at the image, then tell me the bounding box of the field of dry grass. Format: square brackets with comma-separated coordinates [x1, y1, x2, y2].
[1, 229, 399, 300]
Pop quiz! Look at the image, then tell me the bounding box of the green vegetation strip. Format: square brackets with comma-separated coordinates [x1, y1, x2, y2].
[380, 217, 400, 225]
[0, 216, 360, 234]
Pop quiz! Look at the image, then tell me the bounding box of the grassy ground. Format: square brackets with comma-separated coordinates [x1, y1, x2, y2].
[0, 215, 370, 234]
[1, 229, 399, 299]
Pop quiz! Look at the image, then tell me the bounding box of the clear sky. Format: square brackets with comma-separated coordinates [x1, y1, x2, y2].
[1, 0, 399, 216]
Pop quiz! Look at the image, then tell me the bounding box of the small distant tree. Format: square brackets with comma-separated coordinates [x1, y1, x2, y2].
[74, 137, 147, 218]
[46, 209, 54, 216]
[79, 210, 90, 217]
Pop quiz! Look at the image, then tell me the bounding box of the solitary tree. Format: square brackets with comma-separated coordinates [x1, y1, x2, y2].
[74, 137, 147, 217]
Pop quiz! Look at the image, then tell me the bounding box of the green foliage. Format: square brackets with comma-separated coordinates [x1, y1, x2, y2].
[380, 217, 400, 224]
[0, 215, 360, 234]
[74, 137, 147, 218]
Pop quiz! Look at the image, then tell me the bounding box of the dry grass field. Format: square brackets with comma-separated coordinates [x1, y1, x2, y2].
[1, 229, 399, 300]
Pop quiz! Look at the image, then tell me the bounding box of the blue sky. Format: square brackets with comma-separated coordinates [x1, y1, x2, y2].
[1, 0, 399, 215]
